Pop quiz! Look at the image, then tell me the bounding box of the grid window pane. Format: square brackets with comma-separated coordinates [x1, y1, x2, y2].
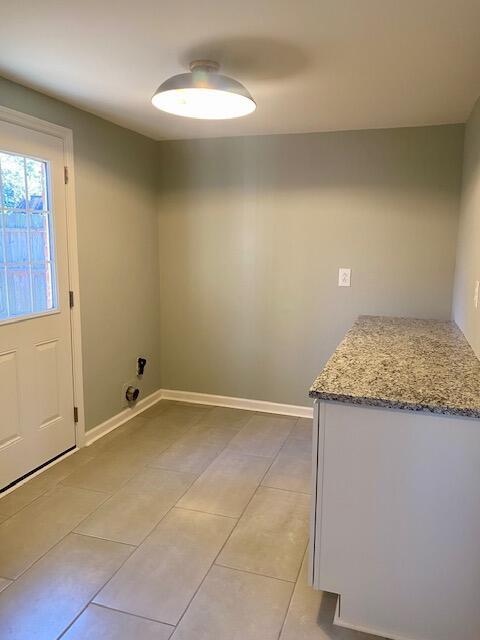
[5, 229, 29, 263]
[32, 265, 51, 312]
[4, 209, 27, 228]
[0, 270, 7, 320]
[0, 215, 3, 264]
[30, 230, 48, 262]
[0, 153, 26, 209]
[31, 210, 48, 230]
[7, 267, 32, 316]
[26, 158, 48, 211]
[0, 151, 57, 321]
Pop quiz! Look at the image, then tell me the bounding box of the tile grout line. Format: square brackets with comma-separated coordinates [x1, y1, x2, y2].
[169, 429, 291, 634]
[67, 465, 151, 537]
[66, 530, 142, 547]
[56, 411, 226, 638]
[0, 407, 201, 583]
[0, 489, 113, 582]
[170, 412, 298, 514]
[146, 411, 261, 509]
[1, 473, 291, 587]
[64, 408, 214, 539]
[0, 405, 294, 519]
[209, 416, 306, 636]
[0, 409, 212, 632]
[0, 491, 50, 527]
[60, 464, 153, 538]
[174, 505, 238, 520]
[146, 412, 272, 631]
[259, 484, 311, 496]
[213, 562, 298, 584]
[0, 454, 111, 523]
[70, 532, 136, 549]
[55, 535, 140, 640]
[75, 466, 202, 551]
[77, 412, 269, 636]
[276, 542, 310, 640]
[116, 408, 305, 634]
[0, 444, 101, 510]
[137, 408, 225, 475]
[3, 404, 306, 639]
[226, 414, 300, 460]
[143, 431, 236, 476]
[88, 601, 177, 628]
[59, 484, 113, 497]
[0, 454, 121, 580]
[63, 409, 216, 548]
[222, 448, 283, 460]
[57, 405, 224, 638]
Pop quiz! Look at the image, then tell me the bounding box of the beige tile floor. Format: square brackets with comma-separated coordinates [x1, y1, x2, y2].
[0, 400, 385, 639]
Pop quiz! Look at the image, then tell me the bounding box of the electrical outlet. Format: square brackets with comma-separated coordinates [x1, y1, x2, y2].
[474, 280, 479, 309]
[338, 268, 351, 287]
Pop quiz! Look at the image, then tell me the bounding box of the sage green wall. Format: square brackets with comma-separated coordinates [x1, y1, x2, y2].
[453, 96, 480, 355]
[0, 76, 162, 429]
[157, 125, 464, 407]
[0, 74, 466, 422]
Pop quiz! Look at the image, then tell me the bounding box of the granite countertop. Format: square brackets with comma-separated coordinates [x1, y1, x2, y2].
[309, 315, 480, 418]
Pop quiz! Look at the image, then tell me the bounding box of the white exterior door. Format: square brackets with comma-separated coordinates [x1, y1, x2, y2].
[0, 118, 76, 490]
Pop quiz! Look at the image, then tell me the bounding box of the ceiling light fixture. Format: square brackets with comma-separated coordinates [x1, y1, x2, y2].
[151, 60, 256, 120]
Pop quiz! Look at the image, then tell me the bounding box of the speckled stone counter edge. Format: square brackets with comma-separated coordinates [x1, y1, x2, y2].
[309, 390, 480, 419]
[309, 315, 480, 419]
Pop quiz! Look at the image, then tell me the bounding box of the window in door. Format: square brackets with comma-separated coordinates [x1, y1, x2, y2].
[0, 150, 58, 321]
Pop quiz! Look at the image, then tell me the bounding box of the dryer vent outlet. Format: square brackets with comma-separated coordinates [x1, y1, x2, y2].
[125, 386, 140, 403]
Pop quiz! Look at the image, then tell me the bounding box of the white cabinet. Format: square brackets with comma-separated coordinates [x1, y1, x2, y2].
[310, 399, 480, 640]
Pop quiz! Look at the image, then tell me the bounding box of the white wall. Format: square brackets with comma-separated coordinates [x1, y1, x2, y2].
[453, 96, 480, 355]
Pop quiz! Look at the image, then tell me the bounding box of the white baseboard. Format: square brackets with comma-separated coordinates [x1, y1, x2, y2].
[85, 387, 313, 447]
[85, 388, 163, 446]
[160, 389, 313, 419]
[2, 388, 311, 498]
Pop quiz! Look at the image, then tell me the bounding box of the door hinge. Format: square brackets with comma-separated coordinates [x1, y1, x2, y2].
[69, 290, 74, 308]
[73, 406, 79, 423]
[64, 166, 69, 184]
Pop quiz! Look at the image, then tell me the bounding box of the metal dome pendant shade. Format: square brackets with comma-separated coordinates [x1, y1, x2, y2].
[151, 60, 256, 120]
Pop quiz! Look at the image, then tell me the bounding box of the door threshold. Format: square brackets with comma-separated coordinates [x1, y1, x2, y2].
[0, 445, 77, 494]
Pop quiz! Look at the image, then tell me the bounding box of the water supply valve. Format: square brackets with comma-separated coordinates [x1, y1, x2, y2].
[137, 357, 147, 376]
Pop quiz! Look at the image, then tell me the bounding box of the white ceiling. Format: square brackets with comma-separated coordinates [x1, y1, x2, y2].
[1, 0, 479, 141]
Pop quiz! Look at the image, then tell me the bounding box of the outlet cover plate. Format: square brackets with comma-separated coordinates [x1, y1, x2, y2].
[338, 268, 351, 287]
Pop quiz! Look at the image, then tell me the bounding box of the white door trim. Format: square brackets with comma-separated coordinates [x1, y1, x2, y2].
[0, 105, 86, 447]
